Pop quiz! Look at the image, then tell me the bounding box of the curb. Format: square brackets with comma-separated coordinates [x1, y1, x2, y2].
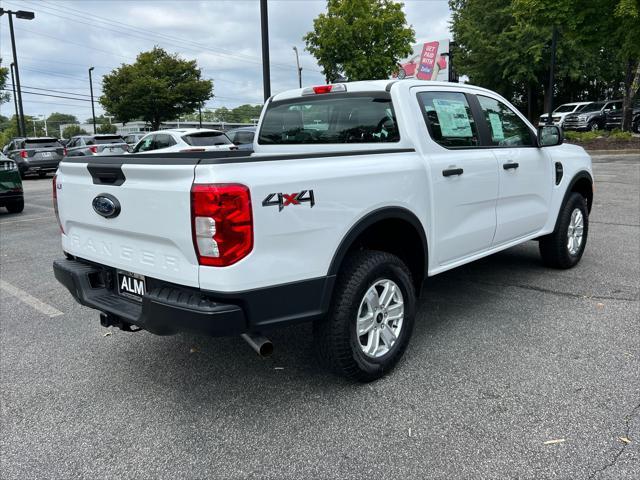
[586, 150, 640, 155]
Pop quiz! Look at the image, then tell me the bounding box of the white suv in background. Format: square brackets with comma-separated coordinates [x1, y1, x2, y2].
[538, 102, 592, 127]
[132, 128, 236, 154]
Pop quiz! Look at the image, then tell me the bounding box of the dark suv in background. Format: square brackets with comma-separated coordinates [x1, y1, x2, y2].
[563, 100, 622, 131]
[604, 103, 640, 132]
[3, 137, 65, 178]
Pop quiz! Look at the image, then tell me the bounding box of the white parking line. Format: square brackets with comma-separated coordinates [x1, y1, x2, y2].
[0, 215, 53, 225]
[0, 280, 63, 317]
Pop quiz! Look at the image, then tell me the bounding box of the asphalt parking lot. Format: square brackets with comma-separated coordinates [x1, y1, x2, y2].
[1, 154, 638, 479]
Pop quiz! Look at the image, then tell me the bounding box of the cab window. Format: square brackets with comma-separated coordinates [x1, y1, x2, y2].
[417, 91, 479, 148]
[476, 95, 535, 147]
[133, 135, 155, 153]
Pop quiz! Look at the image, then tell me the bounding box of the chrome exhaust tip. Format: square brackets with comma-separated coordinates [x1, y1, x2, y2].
[241, 333, 273, 357]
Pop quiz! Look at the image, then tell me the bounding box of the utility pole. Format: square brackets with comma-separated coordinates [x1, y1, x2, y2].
[1, 8, 35, 137]
[41, 114, 48, 136]
[88, 67, 97, 134]
[546, 27, 558, 124]
[293, 46, 302, 88]
[198, 106, 203, 128]
[9, 63, 21, 136]
[260, 0, 271, 101]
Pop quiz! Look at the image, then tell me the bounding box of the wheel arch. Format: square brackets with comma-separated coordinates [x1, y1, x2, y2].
[566, 170, 594, 213]
[327, 207, 429, 293]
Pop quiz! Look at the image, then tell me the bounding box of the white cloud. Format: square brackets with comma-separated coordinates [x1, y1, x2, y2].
[0, 0, 451, 121]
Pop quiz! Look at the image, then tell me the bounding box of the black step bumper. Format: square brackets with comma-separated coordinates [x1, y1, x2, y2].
[53, 258, 246, 336]
[53, 257, 334, 337]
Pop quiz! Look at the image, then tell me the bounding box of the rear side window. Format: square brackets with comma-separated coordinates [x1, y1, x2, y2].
[154, 134, 176, 149]
[477, 95, 535, 147]
[25, 138, 62, 148]
[234, 130, 254, 144]
[417, 92, 479, 148]
[183, 132, 232, 146]
[258, 95, 400, 144]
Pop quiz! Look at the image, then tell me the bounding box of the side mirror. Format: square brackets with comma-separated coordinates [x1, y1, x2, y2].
[538, 125, 563, 147]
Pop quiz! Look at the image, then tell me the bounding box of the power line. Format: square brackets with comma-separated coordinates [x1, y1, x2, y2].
[15, 0, 324, 74]
[8, 84, 94, 98]
[1, 88, 92, 102]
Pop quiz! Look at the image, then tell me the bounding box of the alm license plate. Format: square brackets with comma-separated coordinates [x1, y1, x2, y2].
[116, 270, 146, 301]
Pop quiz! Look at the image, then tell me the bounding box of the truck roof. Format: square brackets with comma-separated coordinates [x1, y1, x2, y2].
[270, 79, 499, 102]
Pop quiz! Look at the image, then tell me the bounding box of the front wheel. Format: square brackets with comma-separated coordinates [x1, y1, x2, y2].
[588, 121, 600, 132]
[314, 250, 417, 382]
[539, 192, 589, 269]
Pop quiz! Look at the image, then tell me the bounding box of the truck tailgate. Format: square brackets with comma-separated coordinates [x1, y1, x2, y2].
[57, 160, 199, 287]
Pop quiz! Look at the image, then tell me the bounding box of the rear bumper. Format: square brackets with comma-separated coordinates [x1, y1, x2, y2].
[53, 257, 334, 337]
[53, 257, 247, 336]
[0, 190, 23, 204]
[18, 159, 61, 174]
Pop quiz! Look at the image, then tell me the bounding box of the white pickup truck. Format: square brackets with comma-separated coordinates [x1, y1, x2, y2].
[53, 80, 593, 381]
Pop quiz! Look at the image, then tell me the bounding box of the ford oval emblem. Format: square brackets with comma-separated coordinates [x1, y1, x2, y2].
[92, 194, 121, 219]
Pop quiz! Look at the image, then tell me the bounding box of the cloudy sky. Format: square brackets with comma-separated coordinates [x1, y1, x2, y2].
[1, 0, 451, 122]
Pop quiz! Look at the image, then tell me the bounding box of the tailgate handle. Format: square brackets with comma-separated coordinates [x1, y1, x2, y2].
[87, 164, 126, 186]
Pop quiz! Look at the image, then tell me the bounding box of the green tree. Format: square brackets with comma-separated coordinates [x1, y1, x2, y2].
[97, 123, 117, 134]
[304, 0, 415, 82]
[614, 0, 640, 130]
[0, 58, 10, 105]
[62, 124, 89, 138]
[100, 47, 213, 130]
[46, 113, 78, 137]
[449, 0, 633, 123]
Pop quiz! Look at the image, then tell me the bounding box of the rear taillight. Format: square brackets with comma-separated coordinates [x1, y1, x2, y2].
[63, 147, 67, 156]
[191, 184, 253, 267]
[89, 146, 98, 154]
[20, 150, 28, 158]
[52, 174, 64, 234]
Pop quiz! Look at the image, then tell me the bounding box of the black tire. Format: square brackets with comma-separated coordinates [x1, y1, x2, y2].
[587, 121, 599, 132]
[539, 192, 588, 269]
[5, 197, 24, 214]
[314, 250, 417, 382]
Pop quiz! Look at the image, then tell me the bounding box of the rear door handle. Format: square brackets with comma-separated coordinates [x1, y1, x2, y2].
[442, 167, 464, 177]
[503, 162, 519, 170]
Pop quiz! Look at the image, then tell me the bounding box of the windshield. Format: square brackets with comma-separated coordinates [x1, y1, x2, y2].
[258, 94, 400, 144]
[25, 138, 62, 149]
[553, 104, 579, 113]
[182, 132, 232, 146]
[580, 102, 605, 113]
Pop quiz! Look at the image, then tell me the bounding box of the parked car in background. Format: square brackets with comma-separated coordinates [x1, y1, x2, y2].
[633, 111, 640, 133]
[65, 134, 129, 157]
[538, 102, 591, 127]
[123, 132, 146, 149]
[5, 137, 65, 178]
[132, 129, 236, 154]
[563, 100, 622, 131]
[0, 152, 24, 213]
[225, 126, 256, 151]
[603, 104, 640, 131]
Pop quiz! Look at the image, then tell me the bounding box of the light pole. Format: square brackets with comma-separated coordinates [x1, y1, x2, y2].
[260, 0, 271, 101]
[9, 62, 21, 136]
[1, 8, 34, 138]
[89, 67, 97, 134]
[40, 114, 48, 136]
[293, 46, 302, 88]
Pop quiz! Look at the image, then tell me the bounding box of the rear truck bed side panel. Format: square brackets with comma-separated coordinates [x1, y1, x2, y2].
[193, 149, 429, 292]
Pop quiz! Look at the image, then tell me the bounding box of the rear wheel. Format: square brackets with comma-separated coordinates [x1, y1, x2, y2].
[539, 192, 588, 269]
[588, 121, 600, 132]
[5, 197, 24, 214]
[314, 250, 416, 382]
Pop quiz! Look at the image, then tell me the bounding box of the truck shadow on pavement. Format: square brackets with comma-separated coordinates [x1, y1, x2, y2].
[100, 241, 551, 401]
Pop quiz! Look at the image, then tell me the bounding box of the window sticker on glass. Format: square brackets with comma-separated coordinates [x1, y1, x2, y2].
[432, 99, 472, 137]
[488, 112, 505, 140]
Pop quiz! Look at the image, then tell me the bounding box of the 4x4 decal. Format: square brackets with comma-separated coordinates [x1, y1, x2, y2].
[262, 190, 315, 211]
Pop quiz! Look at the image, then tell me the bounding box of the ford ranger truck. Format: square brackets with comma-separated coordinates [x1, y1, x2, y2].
[53, 80, 594, 381]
